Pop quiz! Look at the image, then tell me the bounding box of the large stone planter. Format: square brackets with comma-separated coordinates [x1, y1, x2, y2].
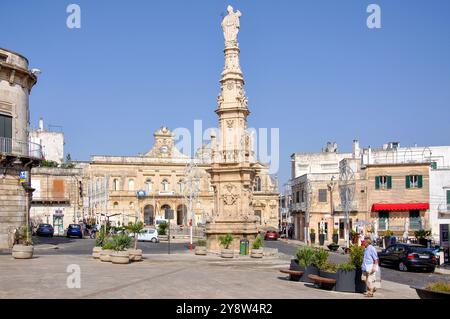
[221, 248, 234, 258]
[12, 245, 34, 259]
[111, 251, 130, 264]
[127, 249, 143, 261]
[412, 286, 450, 299]
[319, 270, 338, 290]
[355, 268, 367, 293]
[99, 249, 113, 262]
[250, 249, 264, 258]
[300, 265, 319, 283]
[92, 247, 102, 259]
[195, 246, 207, 256]
[335, 269, 356, 293]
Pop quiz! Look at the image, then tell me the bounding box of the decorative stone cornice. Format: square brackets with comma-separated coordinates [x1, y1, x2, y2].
[0, 61, 37, 92]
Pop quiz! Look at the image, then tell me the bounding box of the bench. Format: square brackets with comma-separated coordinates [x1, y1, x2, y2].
[307, 274, 337, 290]
[279, 269, 304, 281]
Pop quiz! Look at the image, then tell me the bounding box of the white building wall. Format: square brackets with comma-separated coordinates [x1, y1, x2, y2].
[30, 119, 64, 164]
[430, 168, 450, 241]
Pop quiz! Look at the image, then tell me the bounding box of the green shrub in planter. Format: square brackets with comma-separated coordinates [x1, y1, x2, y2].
[312, 248, 329, 270]
[296, 247, 315, 267]
[338, 262, 356, 272]
[111, 233, 132, 251]
[252, 234, 264, 250]
[336, 262, 357, 293]
[349, 245, 364, 269]
[157, 222, 168, 236]
[218, 234, 233, 249]
[197, 239, 207, 247]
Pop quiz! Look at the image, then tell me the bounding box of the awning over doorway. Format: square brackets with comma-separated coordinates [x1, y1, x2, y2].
[371, 203, 429, 212]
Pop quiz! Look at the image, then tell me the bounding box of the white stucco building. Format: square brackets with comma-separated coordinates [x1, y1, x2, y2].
[29, 118, 64, 164]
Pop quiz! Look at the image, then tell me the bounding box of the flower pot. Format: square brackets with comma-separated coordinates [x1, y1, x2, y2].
[195, 246, 207, 256]
[355, 268, 367, 293]
[336, 269, 356, 292]
[12, 245, 34, 259]
[92, 247, 102, 259]
[327, 243, 339, 252]
[412, 287, 450, 299]
[111, 251, 130, 264]
[99, 249, 113, 262]
[319, 234, 325, 246]
[221, 248, 234, 258]
[300, 265, 319, 283]
[127, 249, 143, 261]
[310, 233, 316, 244]
[332, 234, 339, 244]
[250, 248, 264, 258]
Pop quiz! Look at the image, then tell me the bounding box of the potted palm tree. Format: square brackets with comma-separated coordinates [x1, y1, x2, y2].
[295, 246, 319, 283]
[332, 229, 339, 244]
[414, 229, 432, 247]
[195, 239, 207, 255]
[310, 228, 316, 244]
[219, 234, 234, 258]
[318, 229, 325, 246]
[126, 221, 145, 261]
[250, 234, 264, 258]
[12, 226, 34, 259]
[110, 233, 132, 264]
[383, 229, 394, 248]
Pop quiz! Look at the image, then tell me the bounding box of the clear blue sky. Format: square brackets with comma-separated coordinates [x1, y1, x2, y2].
[1, 0, 450, 186]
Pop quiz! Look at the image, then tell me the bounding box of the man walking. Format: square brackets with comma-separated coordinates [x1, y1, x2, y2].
[362, 237, 379, 297]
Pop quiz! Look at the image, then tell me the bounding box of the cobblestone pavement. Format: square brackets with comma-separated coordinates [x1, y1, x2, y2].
[0, 253, 418, 299]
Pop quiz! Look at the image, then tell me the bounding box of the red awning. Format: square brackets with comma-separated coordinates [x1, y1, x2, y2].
[371, 203, 429, 212]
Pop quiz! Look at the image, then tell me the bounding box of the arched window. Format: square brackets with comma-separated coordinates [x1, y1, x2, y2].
[178, 179, 185, 193]
[145, 178, 152, 194]
[128, 179, 135, 191]
[113, 179, 120, 191]
[113, 202, 119, 209]
[254, 176, 262, 192]
[161, 179, 170, 192]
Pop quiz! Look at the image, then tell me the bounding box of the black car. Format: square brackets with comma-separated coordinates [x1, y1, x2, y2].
[36, 224, 54, 237]
[379, 243, 436, 272]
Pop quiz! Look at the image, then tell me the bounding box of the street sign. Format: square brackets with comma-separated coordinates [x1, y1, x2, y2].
[19, 171, 28, 183]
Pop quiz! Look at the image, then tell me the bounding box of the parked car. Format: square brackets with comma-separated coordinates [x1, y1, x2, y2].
[66, 224, 83, 239]
[379, 243, 436, 272]
[264, 230, 279, 241]
[36, 224, 54, 237]
[133, 228, 159, 243]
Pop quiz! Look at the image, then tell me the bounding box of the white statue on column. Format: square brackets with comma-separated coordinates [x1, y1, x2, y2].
[222, 5, 242, 46]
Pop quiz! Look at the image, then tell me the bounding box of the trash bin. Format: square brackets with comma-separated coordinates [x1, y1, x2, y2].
[240, 238, 249, 255]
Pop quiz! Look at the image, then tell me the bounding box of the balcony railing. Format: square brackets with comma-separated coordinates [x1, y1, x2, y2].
[291, 202, 306, 212]
[0, 137, 43, 159]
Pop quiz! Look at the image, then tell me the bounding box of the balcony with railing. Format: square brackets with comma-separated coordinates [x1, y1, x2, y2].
[291, 202, 306, 212]
[438, 203, 450, 218]
[0, 137, 43, 159]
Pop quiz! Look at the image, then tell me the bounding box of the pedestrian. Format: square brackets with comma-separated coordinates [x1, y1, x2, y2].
[361, 237, 379, 297]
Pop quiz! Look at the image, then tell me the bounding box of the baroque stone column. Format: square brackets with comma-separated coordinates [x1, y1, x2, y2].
[205, 6, 259, 252]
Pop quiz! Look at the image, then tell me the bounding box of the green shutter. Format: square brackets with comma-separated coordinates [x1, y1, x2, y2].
[447, 190, 450, 205]
[387, 176, 392, 189]
[375, 176, 380, 190]
[418, 175, 423, 188]
[406, 176, 410, 189]
[431, 162, 437, 169]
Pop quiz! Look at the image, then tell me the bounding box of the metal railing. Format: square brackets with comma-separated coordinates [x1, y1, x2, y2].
[0, 136, 43, 159]
[438, 203, 450, 213]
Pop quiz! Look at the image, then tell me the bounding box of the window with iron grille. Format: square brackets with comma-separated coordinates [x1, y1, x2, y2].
[318, 189, 327, 203]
